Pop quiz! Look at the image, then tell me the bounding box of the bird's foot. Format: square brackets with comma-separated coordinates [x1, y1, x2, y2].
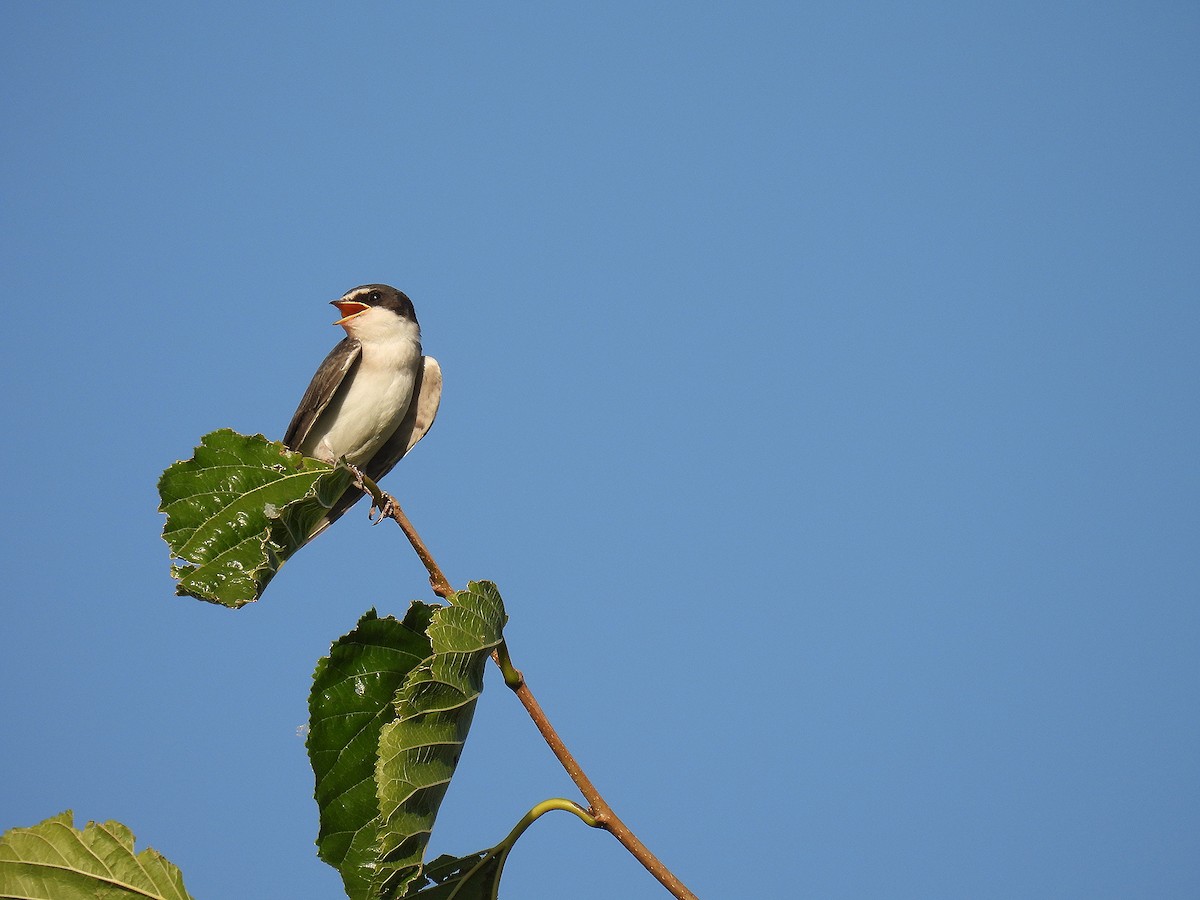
[370, 495, 398, 525]
[348, 465, 397, 524]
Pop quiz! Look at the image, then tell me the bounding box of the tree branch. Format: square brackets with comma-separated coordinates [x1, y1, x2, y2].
[495, 642, 700, 900]
[353, 471, 453, 598]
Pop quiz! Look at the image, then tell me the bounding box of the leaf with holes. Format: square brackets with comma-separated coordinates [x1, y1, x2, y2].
[158, 428, 355, 606]
[404, 849, 506, 899]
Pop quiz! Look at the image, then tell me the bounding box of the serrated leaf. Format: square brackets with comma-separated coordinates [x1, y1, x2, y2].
[404, 850, 504, 899]
[158, 428, 355, 606]
[0, 810, 193, 900]
[374, 581, 507, 898]
[308, 605, 438, 900]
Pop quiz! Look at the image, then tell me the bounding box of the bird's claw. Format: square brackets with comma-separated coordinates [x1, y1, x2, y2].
[348, 465, 392, 523]
[370, 495, 397, 525]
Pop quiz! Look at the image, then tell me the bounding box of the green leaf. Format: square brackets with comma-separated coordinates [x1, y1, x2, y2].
[0, 810, 193, 900]
[374, 581, 508, 898]
[307, 587, 507, 899]
[308, 605, 438, 900]
[404, 850, 504, 899]
[400, 798, 599, 899]
[157, 428, 355, 606]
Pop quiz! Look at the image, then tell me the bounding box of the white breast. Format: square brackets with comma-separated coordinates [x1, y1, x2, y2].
[301, 307, 423, 466]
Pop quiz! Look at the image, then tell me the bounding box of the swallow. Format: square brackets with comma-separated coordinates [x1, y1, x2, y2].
[283, 284, 441, 538]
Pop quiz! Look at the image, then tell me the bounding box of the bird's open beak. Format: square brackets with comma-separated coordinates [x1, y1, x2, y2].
[331, 299, 371, 325]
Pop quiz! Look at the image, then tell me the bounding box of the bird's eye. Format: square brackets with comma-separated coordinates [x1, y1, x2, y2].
[369, 290, 382, 303]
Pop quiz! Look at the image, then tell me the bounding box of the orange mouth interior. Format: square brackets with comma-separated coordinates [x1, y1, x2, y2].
[332, 300, 371, 325]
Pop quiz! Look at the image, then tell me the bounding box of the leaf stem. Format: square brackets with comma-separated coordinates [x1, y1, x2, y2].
[507, 797, 600, 841]
[493, 638, 524, 689]
[444, 800, 599, 900]
[357, 478, 700, 899]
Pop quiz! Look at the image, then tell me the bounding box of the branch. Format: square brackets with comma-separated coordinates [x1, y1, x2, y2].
[353, 471, 453, 598]
[354, 477, 700, 900]
[496, 642, 700, 899]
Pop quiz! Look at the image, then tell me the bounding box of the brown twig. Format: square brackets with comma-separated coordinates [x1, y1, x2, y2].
[353, 472, 453, 598]
[354, 475, 700, 900]
[493, 643, 700, 900]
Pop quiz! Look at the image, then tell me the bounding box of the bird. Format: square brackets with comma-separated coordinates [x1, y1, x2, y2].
[282, 283, 442, 539]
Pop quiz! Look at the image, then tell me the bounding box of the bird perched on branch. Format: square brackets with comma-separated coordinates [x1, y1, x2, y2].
[283, 283, 441, 539]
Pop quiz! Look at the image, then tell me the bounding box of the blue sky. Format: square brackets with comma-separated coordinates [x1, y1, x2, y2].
[2, 3, 1198, 898]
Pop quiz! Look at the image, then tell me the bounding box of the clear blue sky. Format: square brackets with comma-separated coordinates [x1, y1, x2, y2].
[3, 3, 1198, 898]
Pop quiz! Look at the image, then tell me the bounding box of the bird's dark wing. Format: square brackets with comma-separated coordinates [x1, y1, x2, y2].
[306, 356, 443, 540]
[282, 337, 361, 451]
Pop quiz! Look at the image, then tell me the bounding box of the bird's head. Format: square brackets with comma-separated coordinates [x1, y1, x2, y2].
[331, 284, 419, 341]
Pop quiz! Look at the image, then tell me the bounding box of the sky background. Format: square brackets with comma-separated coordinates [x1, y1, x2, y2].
[2, 3, 1198, 898]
